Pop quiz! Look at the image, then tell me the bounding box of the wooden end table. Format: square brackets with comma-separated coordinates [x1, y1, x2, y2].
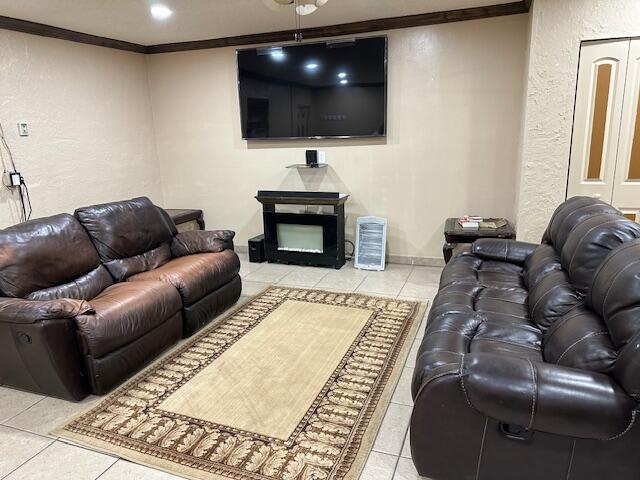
[443, 218, 515, 263]
[165, 209, 205, 230]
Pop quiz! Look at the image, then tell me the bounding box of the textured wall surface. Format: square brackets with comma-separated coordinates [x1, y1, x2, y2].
[148, 15, 528, 261]
[515, 0, 640, 242]
[0, 30, 163, 228]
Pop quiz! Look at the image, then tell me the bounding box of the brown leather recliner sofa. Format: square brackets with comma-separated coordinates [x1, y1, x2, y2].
[411, 196, 640, 480]
[0, 197, 241, 400]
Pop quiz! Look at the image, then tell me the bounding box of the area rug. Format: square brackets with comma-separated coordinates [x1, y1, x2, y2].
[56, 287, 426, 480]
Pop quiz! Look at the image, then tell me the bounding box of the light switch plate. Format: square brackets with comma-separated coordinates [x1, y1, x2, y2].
[17, 122, 28, 136]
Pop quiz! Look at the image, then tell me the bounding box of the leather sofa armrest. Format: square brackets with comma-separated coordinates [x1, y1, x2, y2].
[471, 238, 537, 265]
[170, 230, 235, 257]
[0, 297, 93, 324]
[462, 352, 637, 440]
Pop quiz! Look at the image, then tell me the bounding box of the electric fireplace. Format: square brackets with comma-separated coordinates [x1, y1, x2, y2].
[255, 191, 348, 269]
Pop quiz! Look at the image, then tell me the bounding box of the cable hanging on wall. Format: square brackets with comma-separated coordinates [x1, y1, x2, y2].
[294, 0, 302, 42]
[0, 122, 32, 223]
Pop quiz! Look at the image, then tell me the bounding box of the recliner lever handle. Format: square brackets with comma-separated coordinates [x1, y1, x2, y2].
[499, 422, 533, 441]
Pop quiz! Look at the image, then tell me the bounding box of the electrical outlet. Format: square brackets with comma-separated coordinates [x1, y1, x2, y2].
[17, 122, 28, 136]
[318, 151, 326, 164]
[9, 172, 22, 187]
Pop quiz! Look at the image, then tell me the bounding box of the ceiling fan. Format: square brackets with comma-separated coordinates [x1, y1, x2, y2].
[263, 0, 329, 16]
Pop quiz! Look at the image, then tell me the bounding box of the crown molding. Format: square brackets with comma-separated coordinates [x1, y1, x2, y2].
[0, 15, 146, 53]
[0, 1, 531, 55]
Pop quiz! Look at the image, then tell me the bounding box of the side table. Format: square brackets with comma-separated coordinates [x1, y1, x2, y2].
[443, 218, 515, 263]
[165, 209, 205, 231]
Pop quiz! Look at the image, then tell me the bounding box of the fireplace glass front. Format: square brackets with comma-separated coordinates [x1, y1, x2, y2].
[276, 223, 324, 253]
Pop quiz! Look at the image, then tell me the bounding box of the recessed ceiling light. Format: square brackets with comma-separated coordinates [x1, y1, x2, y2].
[337, 72, 347, 78]
[150, 4, 173, 21]
[305, 63, 319, 70]
[340, 79, 348, 85]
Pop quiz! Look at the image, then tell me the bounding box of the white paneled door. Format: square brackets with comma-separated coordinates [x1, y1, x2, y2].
[613, 39, 640, 221]
[568, 39, 640, 222]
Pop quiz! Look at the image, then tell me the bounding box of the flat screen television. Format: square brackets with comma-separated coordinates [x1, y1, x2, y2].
[237, 36, 387, 140]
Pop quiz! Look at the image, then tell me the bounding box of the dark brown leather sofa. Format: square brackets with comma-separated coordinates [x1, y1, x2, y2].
[74, 197, 241, 337]
[411, 196, 640, 480]
[0, 197, 241, 400]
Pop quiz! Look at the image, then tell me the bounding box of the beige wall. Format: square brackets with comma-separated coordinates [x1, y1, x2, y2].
[515, 0, 640, 242]
[148, 15, 528, 262]
[0, 30, 163, 228]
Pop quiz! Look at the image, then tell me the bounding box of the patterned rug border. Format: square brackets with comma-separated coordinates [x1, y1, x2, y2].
[54, 286, 428, 480]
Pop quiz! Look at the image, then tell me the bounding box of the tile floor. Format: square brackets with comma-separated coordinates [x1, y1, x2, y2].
[0, 254, 441, 480]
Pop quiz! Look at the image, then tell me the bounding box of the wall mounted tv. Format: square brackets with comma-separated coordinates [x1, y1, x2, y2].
[237, 36, 387, 140]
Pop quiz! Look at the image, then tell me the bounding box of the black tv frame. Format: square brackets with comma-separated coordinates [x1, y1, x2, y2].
[236, 35, 388, 141]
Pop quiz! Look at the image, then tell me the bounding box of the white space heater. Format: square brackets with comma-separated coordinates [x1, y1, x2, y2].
[354, 216, 387, 271]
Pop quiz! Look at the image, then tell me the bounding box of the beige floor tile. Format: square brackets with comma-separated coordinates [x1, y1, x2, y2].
[358, 451, 398, 480]
[373, 264, 413, 281]
[5, 395, 100, 438]
[405, 336, 423, 369]
[315, 273, 366, 292]
[414, 307, 430, 340]
[242, 263, 292, 283]
[391, 367, 415, 406]
[240, 280, 271, 296]
[398, 283, 439, 301]
[400, 427, 412, 458]
[407, 267, 442, 286]
[0, 387, 45, 423]
[98, 460, 182, 480]
[332, 262, 369, 278]
[356, 276, 406, 297]
[239, 260, 264, 277]
[0, 425, 53, 478]
[393, 457, 431, 480]
[277, 267, 330, 287]
[4, 441, 116, 480]
[372, 403, 413, 456]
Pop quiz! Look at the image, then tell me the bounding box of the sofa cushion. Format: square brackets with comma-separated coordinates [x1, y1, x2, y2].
[0, 214, 101, 298]
[128, 250, 240, 306]
[26, 265, 113, 301]
[475, 288, 530, 324]
[588, 239, 640, 349]
[470, 320, 543, 362]
[528, 270, 581, 333]
[524, 244, 562, 289]
[75, 280, 181, 358]
[440, 254, 524, 289]
[170, 230, 235, 257]
[75, 197, 173, 263]
[542, 196, 621, 249]
[430, 282, 530, 324]
[603, 243, 640, 396]
[104, 243, 172, 282]
[560, 214, 640, 294]
[428, 281, 541, 363]
[544, 306, 617, 373]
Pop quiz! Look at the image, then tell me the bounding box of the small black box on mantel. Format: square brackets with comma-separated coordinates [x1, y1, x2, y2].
[248, 234, 266, 263]
[305, 150, 318, 166]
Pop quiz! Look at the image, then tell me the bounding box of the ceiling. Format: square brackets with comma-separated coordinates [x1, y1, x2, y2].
[0, 0, 514, 46]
